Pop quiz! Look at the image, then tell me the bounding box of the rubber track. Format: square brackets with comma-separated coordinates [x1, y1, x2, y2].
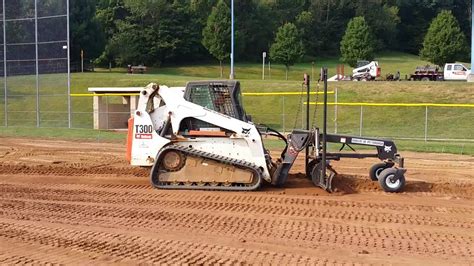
[151, 144, 262, 191]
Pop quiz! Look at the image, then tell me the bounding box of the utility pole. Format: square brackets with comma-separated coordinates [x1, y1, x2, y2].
[229, 0, 235, 79]
[469, 0, 474, 82]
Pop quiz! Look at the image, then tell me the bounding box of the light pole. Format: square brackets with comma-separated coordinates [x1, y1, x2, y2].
[230, 0, 235, 79]
[470, 0, 474, 81]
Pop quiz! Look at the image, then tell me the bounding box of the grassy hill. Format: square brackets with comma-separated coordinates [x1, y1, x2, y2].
[0, 52, 473, 155]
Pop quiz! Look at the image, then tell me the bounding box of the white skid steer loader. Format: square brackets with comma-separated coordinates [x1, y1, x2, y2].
[127, 75, 406, 192]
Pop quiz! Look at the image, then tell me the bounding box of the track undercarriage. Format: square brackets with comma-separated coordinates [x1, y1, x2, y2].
[150, 144, 262, 191]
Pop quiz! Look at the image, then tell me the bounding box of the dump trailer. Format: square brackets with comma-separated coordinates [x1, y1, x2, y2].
[409, 65, 443, 81]
[127, 73, 406, 192]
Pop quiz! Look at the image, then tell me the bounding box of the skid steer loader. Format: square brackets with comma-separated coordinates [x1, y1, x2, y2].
[127, 70, 406, 192]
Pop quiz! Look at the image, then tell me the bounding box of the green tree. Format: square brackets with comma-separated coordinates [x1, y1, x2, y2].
[99, 0, 202, 66]
[340, 16, 375, 67]
[355, 2, 400, 50]
[202, 0, 231, 78]
[70, 0, 105, 62]
[420, 10, 467, 66]
[234, 0, 275, 60]
[270, 23, 305, 80]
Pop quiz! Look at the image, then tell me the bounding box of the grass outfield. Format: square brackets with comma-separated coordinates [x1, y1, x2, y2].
[0, 52, 473, 155]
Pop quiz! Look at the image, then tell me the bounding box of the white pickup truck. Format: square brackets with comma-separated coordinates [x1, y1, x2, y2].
[444, 63, 470, 81]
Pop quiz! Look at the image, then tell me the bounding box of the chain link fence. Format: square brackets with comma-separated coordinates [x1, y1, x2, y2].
[0, 0, 69, 128]
[242, 92, 474, 143]
[67, 92, 474, 145]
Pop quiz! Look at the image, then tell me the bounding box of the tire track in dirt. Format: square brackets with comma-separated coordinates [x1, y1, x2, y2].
[1, 198, 472, 261]
[1, 181, 473, 215]
[1, 183, 471, 228]
[0, 163, 148, 177]
[3, 159, 473, 198]
[0, 220, 353, 265]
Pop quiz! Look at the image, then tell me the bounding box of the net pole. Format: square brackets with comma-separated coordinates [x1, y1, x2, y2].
[35, 0, 40, 127]
[2, 0, 6, 126]
[67, 0, 71, 128]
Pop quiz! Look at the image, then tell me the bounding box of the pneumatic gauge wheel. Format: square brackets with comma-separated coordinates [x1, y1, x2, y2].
[369, 162, 394, 181]
[378, 168, 405, 193]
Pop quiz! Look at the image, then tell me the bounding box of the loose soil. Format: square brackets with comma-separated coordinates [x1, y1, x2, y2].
[0, 136, 472, 265]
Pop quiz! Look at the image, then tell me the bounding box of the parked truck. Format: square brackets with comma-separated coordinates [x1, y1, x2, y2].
[409, 63, 470, 81]
[444, 63, 470, 81]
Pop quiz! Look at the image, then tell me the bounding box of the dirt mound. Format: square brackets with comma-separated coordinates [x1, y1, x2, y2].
[278, 173, 474, 199]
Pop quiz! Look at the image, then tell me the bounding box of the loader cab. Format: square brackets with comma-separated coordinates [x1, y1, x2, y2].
[184, 81, 248, 122]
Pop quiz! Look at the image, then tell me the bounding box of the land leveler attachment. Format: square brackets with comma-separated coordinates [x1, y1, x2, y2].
[270, 69, 406, 193]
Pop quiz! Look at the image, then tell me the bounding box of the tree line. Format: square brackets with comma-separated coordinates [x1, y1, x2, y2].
[71, 0, 471, 68]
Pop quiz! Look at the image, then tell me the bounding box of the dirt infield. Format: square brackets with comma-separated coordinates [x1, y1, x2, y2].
[0, 137, 473, 264]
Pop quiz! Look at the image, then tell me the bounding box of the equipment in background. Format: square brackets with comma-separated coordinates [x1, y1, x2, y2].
[409, 65, 443, 81]
[351, 61, 381, 81]
[127, 74, 406, 193]
[329, 61, 381, 81]
[443, 63, 470, 81]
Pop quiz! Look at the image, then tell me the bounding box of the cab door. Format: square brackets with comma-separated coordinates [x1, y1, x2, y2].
[444, 64, 453, 80]
[452, 64, 467, 80]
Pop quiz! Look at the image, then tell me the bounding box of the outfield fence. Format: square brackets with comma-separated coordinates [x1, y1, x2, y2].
[48, 91, 474, 145]
[1, 87, 473, 152]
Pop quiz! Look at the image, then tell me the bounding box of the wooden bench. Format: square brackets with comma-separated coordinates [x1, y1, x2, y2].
[128, 65, 147, 74]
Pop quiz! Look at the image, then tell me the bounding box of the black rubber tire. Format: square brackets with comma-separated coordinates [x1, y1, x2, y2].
[378, 168, 405, 193]
[369, 162, 394, 181]
[306, 159, 320, 179]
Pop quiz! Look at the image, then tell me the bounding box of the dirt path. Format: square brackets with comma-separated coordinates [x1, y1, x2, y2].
[0, 137, 472, 264]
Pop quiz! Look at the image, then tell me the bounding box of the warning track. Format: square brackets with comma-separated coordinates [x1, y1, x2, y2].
[0, 137, 473, 264]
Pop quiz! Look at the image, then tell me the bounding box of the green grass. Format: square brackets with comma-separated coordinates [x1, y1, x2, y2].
[0, 52, 473, 155]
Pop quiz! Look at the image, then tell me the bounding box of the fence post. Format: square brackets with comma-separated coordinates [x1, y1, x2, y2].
[424, 106, 428, 142]
[282, 96, 285, 133]
[3, 0, 7, 127]
[35, 0, 40, 127]
[359, 105, 363, 136]
[334, 87, 338, 134]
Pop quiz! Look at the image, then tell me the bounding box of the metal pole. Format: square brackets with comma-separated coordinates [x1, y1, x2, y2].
[262, 52, 265, 80]
[471, 0, 473, 75]
[311, 62, 314, 80]
[35, 0, 40, 127]
[304, 73, 310, 177]
[268, 61, 271, 79]
[334, 87, 338, 134]
[3, 0, 7, 127]
[282, 96, 285, 133]
[81, 49, 84, 73]
[67, 0, 71, 128]
[359, 106, 363, 136]
[322, 68, 328, 187]
[424, 106, 428, 142]
[229, 0, 234, 79]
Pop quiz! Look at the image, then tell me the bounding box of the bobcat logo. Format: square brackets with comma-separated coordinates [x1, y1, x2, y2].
[241, 128, 251, 134]
[384, 145, 392, 153]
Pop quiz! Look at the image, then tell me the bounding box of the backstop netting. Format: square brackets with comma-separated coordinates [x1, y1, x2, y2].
[0, 0, 69, 127]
